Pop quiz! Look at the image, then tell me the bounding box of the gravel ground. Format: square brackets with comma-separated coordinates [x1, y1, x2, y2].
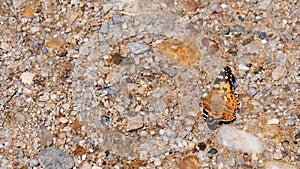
[0, 0, 299, 168]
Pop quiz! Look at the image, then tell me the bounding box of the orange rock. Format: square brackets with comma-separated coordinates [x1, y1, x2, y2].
[22, 3, 35, 18]
[157, 36, 201, 67]
[46, 37, 65, 49]
[183, 0, 200, 12]
[174, 155, 200, 169]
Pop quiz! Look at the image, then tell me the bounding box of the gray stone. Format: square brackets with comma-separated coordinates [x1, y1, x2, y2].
[100, 22, 109, 34]
[249, 87, 258, 96]
[112, 26, 123, 41]
[216, 125, 264, 153]
[235, 25, 245, 32]
[29, 159, 39, 166]
[129, 42, 150, 54]
[79, 45, 90, 56]
[38, 148, 74, 169]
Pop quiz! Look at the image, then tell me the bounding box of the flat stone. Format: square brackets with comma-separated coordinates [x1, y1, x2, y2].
[100, 22, 109, 34]
[216, 125, 264, 153]
[129, 42, 150, 54]
[264, 160, 297, 169]
[245, 42, 261, 54]
[126, 114, 144, 131]
[20, 72, 35, 85]
[267, 118, 280, 125]
[59, 117, 69, 124]
[38, 148, 74, 169]
[79, 45, 90, 56]
[272, 65, 287, 81]
[258, 0, 272, 10]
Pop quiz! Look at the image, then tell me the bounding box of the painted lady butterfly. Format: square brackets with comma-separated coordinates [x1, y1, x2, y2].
[202, 66, 239, 130]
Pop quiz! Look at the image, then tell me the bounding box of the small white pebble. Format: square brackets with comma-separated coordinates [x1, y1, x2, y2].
[50, 94, 57, 100]
[267, 118, 279, 125]
[20, 72, 35, 85]
[282, 19, 287, 25]
[261, 39, 267, 44]
[59, 117, 69, 124]
[154, 158, 161, 166]
[220, 4, 227, 8]
[82, 154, 87, 160]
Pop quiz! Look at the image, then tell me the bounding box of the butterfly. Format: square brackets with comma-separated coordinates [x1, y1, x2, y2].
[202, 66, 239, 130]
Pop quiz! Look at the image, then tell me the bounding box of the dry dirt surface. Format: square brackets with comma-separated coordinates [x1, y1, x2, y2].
[0, 0, 299, 168]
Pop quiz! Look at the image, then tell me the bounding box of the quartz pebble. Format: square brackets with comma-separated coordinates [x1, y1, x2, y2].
[272, 65, 287, 81]
[20, 72, 35, 85]
[216, 125, 264, 153]
[267, 118, 279, 125]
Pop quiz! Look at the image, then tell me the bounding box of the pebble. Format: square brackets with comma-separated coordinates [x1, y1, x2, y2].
[235, 25, 245, 32]
[102, 86, 119, 95]
[101, 115, 110, 123]
[39, 93, 50, 102]
[273, 150, 283, 159]
[125, 114, 144, 131]
[154, 158, 161, 166]
[238, 64, 250, 71]
[20, 72, 35, 85]
[216, 125, 264, 153]
[198, 151, 206, 160]
[207, 148, 218, 157]
[272, 65, 287, 81]
[29, 159, 39, 166]
[210, 2, 218, 11]
[79, 45, 90, 56]
[249, 87, 258, 96]
[198, 142, 206, 151]
[59, 117, 69, 124]
[267, 118, 279, 125]
[129, 42, 150, 54]
[258, 0, 271, 10]
[38, 148, 74, 169]
[236, 157, 244, 165]
[102, 3, 113, 14]
[259, 32, 266, 39]
[245, 42, 261, 54]
[100, 22, 109, 34]
[264, 160, 297, 169]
